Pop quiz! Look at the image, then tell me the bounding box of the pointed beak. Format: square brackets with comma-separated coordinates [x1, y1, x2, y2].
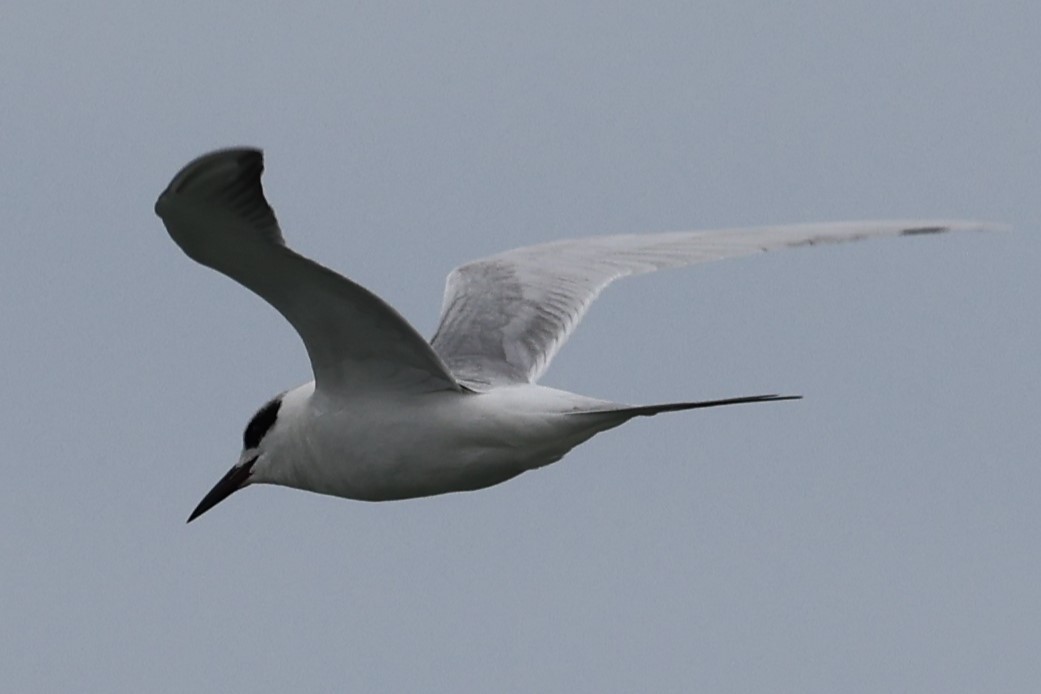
[187, 456, 257, 523]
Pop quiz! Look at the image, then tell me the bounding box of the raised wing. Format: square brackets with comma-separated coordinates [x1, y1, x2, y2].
[431, 220, 996, 387]
[155, 148, 461, 395]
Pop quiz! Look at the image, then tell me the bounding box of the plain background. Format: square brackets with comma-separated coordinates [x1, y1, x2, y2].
[2, 2, 1037, 692]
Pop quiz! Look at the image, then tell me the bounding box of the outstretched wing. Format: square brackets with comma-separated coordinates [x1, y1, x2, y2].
[155, 148, 461, 396]
[431, 220, 996, 387]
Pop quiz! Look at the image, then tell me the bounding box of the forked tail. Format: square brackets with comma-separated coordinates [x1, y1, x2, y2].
[574, 393, 801, 419]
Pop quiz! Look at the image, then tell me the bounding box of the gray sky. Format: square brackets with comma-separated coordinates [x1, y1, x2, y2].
[2, 2, 1037, 692]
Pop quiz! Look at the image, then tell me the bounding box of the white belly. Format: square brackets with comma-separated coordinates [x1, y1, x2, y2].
[265, 384, 627, 501]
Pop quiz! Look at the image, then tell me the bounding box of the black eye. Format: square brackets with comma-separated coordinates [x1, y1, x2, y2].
[243, 396, 282, 450]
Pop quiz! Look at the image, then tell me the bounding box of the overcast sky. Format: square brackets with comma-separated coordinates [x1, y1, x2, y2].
[2, 2, 1037, 692]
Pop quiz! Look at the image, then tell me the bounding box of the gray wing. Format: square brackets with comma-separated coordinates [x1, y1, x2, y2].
[430, 220, 997, 387]
[156, 148, 461, 396]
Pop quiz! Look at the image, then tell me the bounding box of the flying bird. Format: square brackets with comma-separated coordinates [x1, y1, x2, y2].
[155, 147, 992, 522]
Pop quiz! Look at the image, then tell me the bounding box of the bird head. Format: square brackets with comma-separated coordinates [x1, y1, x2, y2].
[187, 395, 283, 522]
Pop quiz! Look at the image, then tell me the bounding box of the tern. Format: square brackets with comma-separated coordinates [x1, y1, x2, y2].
[155, 147, 991, 522]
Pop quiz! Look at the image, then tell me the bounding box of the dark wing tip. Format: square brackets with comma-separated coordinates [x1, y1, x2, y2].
[900, 225, 948, 236]
[899, 221, 1010, 236]
[156, 147, 281, 240]
[160, 147, 263, 197]
[166, 147, 263, 192]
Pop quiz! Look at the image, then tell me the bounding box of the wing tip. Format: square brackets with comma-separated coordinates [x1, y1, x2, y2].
[164, 147, 264, 196]
[899, 220, 1010, 236]
[899, 225, 946, 236]
[156, 146, 282, 241]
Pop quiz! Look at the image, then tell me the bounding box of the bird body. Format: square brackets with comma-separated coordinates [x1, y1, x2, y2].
[261, 382, 626, 502]
[155, 147, 996, 522]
